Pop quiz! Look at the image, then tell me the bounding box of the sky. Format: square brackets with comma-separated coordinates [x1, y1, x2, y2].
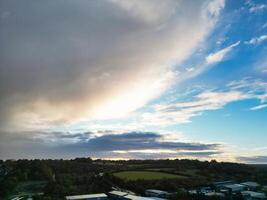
[0, 0, 267, 163]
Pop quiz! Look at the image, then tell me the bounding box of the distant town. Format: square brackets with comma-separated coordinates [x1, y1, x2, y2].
[1, 158, 267, 200]
[64, 180, 267, 200]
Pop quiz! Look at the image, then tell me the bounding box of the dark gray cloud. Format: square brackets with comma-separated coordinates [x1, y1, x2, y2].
[83, 132, 219, 151]
[0, 131, 221, 160]
[237, 156, 267, 164]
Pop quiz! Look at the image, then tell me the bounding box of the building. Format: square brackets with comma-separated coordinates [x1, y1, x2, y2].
[108, 190, 129, 200]
[124, 194, 154, 200]
[108, 191, 157, 200]
[241, 182, 260, 191]
[242, 191, 267, 200]
[65, 193, 108, 200]
[145, 189, 168, 198]
[214, 180, 236, 188]
[221, 184, 246, 193]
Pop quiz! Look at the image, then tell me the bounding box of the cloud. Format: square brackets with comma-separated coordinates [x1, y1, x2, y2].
[250, 104, 267, 110]
[142, 78, 267, 125]
[142, 90, 249, 125]
[0, 131, 221, 160]
[0, 0, 225, 132]
[245, 35, 267, 45]
[205, 41, 240, 64]
[237, 156, 267, 164]
[227, 78, 267, 103]
[249, 4, 267, 13]
[261, 22, 267, 30]
[252, 52, 267, 74]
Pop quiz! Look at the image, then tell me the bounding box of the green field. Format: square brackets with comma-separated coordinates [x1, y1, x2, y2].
[113, 171, 187, 180]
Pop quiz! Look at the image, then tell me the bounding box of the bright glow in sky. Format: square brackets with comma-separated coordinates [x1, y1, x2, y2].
[0, 0, 267, 163]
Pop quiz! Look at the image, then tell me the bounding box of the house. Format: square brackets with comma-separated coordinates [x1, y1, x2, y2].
[65, 193, 108, 200]
[241, 182, 260, 191]
[242, 191, 267, 200]
[221, 184, 246, 193]
[108, 190, 129, 200]
[145, 189, 168, 198]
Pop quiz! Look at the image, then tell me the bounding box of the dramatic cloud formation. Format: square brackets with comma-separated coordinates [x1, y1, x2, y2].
[1, 0, 266, 163]
[0, 131, 221, 160]
[0, 0, 224, 132]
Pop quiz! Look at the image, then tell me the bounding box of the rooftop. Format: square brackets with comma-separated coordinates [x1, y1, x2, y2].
[205, 192, 225, 197]
[125, 194, 152, 200]
[145, 190, 168, 195]
[214, 180, 235, 186]
[108, 190, 129, 197]
[65, 193, 107, 200]
[241, 182, 260, 187]
[223, 184, 245, 189]
[242, 191, 266, 198]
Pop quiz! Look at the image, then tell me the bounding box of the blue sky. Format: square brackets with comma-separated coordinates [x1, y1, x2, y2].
[0, 0, 266, 163]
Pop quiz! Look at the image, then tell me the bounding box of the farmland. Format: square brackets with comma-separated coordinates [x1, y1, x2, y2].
[113, 171, 187, 181]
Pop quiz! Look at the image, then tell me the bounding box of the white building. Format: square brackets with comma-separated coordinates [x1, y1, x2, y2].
[242, 191, 267, 200]
[108, 190, 129, 199]
[222, 184, 246, 193]
[65, 193, 108, 200]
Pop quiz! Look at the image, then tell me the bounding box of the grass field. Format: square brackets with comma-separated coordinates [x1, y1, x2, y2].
[113, 171, 187, 181]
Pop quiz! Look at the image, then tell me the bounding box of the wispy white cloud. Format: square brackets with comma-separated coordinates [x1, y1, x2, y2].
[142, 90, 249, 125]
[250, 104, 267, 110]
[245, 35, 267, 45]
[206, 41, 240, 64]
[141, 78, 267, 126]
[261, 22, 267, 29]
[227, 78, 267, 102]
[249, 4, 267, 13]
[175, 41, 240, 84]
